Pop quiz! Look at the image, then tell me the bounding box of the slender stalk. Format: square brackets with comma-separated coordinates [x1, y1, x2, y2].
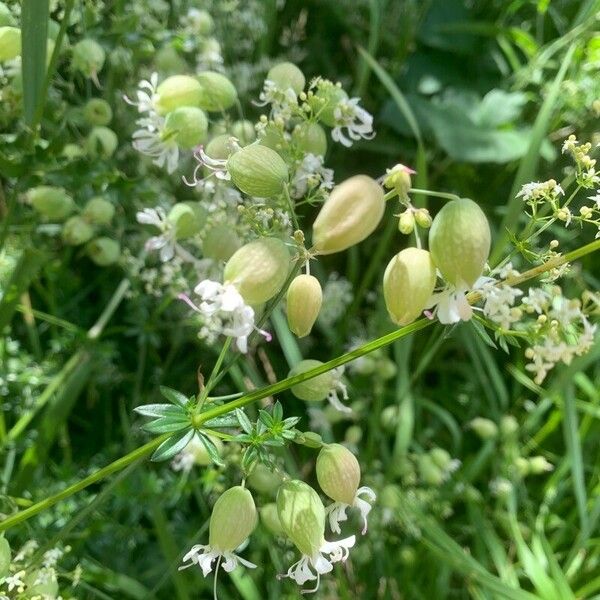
[408, 188, 461, 202]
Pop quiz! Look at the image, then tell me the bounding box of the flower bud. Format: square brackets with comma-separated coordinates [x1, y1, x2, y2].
[469, 417, 498, 440]
[62, 143, 85, 160]
[231, 119, 256, 146]
[0, 536, 10, 579]
[383, 248, 437, 326]
[429, 198, 491, 288]
[277, 480, 325, 557]
[414, 208, 432, 228]
[380, 405, 399, 431]
[226, 145, 289, 198]
[398, 210, 415, 234]
[164, 106, 208, 149]
[62, 216, 95, 246]
[86, 237, 121, 266]
[312, 175, 385, 255]
[204, 134, 231, 161]
[513, 457, 529, 477]
[155, 75, 203, 115]
[196, 71, 238, 112]
[167, 202, 205, 239]
[288, 359, 332, 402]
[27, 186, 75, 220]
[345, 425, 362, 445]
[292, 121, 327, 156]
[84, 98, 113, 126]
[286, 274, 322, 338]
[383, 164, 412, 198]
[429, 448, 452, 471]
[71, 39, 105, 77]
[528, 455, 553, 474]
[203, 223, 241, 261]
[418, 454, 444, 486]
[86, 126, 118, 158]
[500, 415, 518, 437]
[224, 237, 290, 304]
[316, 443, 360, 505]
[267, 62, 305, 94]
[247, 463, 283, 495]
[209, 486, 257, 552]
[0, 26, 20, 62]
[260, 503, 284, 535]
[83, 196, 114, 225]
[310, 83, 348, 127]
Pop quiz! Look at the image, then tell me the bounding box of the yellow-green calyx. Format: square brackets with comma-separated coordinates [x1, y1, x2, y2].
[286, 274, 323, 338]
[316, 443, 360, 505]
[208, 486, 257, 552]
[277, 480, 325, 557]
[288, 359, 332, 402]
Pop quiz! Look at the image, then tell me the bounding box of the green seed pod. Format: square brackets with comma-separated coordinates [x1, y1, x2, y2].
[312, 175, 385, 255]
[84, 98, 113, 126]
[418, 454, 444, 486]
[86, 126, 118, 159]
[196, 71, 238, 112]
[71, 39, 105, 77]
[414, 208, 432, 229]
[316, 443, 360, 505]
[311, 84, 348, 127]
[231, 119, 256, 146]
[267, 62, 305, 94]
[0, 26, 20, 61]
[205, 134, 231, 161]
[164, 106, 208, 149]
[260, 503, 284, 536]
[224, 237, 289, 304]
[208, 486, 257, 552]
[203, 223, 241, 261]
[383, 248, 437, 326]
[27, 186, 75, 221]
[345, 425, 362, 445]
[227, 145, 289, 198]
[259, 125, 286, 153]
[62, 143, 85, 160]
[429, 198, 491, 288]
[167, 202, 204, 239]
[247, 463, 283, 495]
[155, 45, 187, 75]
[277, 480, 325, 557]
[156, 75, 203, 115]
[469, 417, 498, 440]
[286, 274, 322, 338]
[398, 210, 415, 234]
[0, 536, 10, 579]
[288, 359, 332, 402]
[0, 4, 16, 27]
[86, 237, 121, 266]
[83, 196, 114, 225]
[62, 216, 95, 246]
[292, 121, 327, 156]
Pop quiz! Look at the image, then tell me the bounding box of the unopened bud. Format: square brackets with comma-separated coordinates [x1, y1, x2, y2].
[86, 237, 120, 266]
[71, 39, 105, 77]
[204, 134, 231, 161]
[312, 175, 385, 255]
[418, 454, 444, 486]
[267, 62, 306, 95]
[164, 106, 208, 149]
[429, 448, 452, 471]
[247, 463, 283, 495]
[203, 223, 241, 261]
[316, 443, 360, 505]
[27, 186, 75, 220]
[499, 415, 518, 437]
[209, 486, 257, 552]
[196, 71, 238, 112]
[292, 122, 327, 156]
[62, 216, 95, 246]
[86, 126, 118, 158]
[286, 274, 322, 338]
[528, 455, 553, 474]
[309, 83, 348, 127]
[83, 196, 114, 225]
[513, 457, 530, 477]
[84, 98, 113, 126]
[167, 202, 205, 239]
[231, 120, 256, 146]
[156, 75, 203, 115]
[227, 145, 289, 198]
[384, 164, 413, 198]
[398, 210, 415, 234]
[0, 26, 20, 61]
[277, 480, 325, 557]
[224, 237, 290, 304]
[469, 417, 498, 440]
[414, 208, 432, 228]
[429, 198, 491, 288]
[383, 248, 437, 326]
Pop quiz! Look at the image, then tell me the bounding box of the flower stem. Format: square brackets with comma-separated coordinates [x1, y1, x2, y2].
[408, 188, 461, 202]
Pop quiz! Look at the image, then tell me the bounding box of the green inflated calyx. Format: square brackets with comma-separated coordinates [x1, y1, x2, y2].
[164, 106, 208, 149]
[209, 486, 257, 552]
[0, 26, 20, 61]
[203, 223, 241, 261]
[226, 145, 288, 198]
[224, 237, 289, 305]
[288, 359, 333, 402]
[86, 237, 121, 266]
[277, 480, 325, 557]
[167, 202, 206, 239]
[156, 75, 203, 115]
[428, 198, 491, 289]
[267, 62, 306, 94]
[292, 122, 327, 156]
[62, 216, 94, 246]
[83, 197, 115, 225]
[196, 71, 238, 112]
[316, 443, 360, 505]
[27, 186, 75, 221]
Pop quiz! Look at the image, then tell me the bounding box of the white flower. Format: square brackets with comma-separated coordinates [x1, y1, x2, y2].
[136, 207, 177, 262]
[326, 486, 376, 535]
[132, 112, 180, 173]
[183, 145, 234, 187]
[517, 180, 564, 203]
[179, 280, 271, 353]
[290, 153, 334, 199]
[179, 544, 256, 577]
[522, 288, 550, 314]
[425, 283, 474, 325]
[588, 191, 600, 209]
[279, 536, 355, 593]
[256, 79, 298, 120]
[331, 97, 374, 147]
[479, 278, 523, 330]
[327, 366, 352, 414]
[4, 571, 25, 593]
[123, 72, 159, 115]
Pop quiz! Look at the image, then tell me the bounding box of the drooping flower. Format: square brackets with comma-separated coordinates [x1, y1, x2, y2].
[123, 72, 160, 115]
[132, 112, 180, 173]
[425, 283, 474, 325]
[330, 97, 374, 147]
[316, 444, 376, 535]
[182, 145, 233, 187]
[277, 480, 356, 593]
[136, 207, 178, 262]
[178, 279, 271, 353]
[180, 486, 257, 576]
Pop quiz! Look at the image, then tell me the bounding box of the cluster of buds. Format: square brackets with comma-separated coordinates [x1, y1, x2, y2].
[562, 135, 599, 188]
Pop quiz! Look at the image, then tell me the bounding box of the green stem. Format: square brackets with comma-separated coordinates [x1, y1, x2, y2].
[408, 188, 460, 202]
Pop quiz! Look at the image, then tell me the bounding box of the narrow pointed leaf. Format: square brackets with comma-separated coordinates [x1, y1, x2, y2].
[151, 429, 194, 462]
